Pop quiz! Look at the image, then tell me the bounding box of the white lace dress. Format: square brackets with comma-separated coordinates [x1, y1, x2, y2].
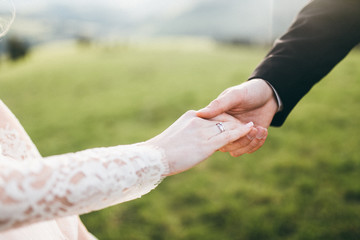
[0, 100, 169, 240]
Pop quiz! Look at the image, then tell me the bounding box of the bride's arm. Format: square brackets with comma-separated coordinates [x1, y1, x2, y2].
[0, 110, 253, 232]
[0, 143, 168, 231]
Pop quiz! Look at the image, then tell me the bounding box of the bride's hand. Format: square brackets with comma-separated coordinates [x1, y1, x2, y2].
[146, 110, 254, 176]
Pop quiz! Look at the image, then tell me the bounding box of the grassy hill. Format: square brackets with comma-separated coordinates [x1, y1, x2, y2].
[1, 40, 359, 239]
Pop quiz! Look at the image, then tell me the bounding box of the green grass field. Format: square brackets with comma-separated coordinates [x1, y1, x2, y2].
[1, 40, 360, 240]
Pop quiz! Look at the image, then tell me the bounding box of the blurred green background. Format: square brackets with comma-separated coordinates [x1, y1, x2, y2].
[0, 40, 359, 239]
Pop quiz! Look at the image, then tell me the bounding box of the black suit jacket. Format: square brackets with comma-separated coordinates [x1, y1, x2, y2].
[249, 0, 360, 126]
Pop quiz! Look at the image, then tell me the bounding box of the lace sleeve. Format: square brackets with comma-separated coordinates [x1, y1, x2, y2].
[0, 143, 169, 232]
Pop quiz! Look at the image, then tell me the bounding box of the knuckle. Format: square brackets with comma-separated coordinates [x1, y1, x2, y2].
[238, 137, 251, 147]
[230, 151, 243, 157]
[249, 138, 260, 148]
[248, 139, 266, 153]
[188, 116, 203, 127]
[185, 110, 196, 116]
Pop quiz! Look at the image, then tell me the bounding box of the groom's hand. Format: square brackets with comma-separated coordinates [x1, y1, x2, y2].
[197, 79, 278, 156]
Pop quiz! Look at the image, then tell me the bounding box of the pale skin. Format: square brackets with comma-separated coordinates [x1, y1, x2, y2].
[196, 79, 278, 157]
[145, 110, 254, 176]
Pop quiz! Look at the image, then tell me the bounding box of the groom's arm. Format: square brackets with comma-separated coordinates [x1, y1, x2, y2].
[249, 0, 360, 126]
[197, 0, 360, 156]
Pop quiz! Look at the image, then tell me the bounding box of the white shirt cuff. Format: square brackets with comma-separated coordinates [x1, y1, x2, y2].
[263, 80, 283, 112]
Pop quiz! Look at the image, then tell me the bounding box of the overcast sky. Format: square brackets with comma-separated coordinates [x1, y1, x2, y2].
[13, 0, 205, 19]
[3, 0, 309, 43]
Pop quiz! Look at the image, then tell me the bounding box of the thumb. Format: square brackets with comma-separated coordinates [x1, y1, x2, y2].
[197, 94, 236, 119]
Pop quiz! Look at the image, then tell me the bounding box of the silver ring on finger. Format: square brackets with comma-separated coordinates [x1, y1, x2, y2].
[216, 122, 225, 133]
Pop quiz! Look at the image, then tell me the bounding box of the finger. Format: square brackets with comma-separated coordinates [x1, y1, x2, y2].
[196, 91, 238, 119]
[229, 128, 268, 157]
[247, 129, 268, 153]
[210, 113, 241, 123]
[206, 120, 248, 138]
[182, 110, 197, 119]
[219, 128, 258, 152]
[210, 122, 254, 149]
[222, 126, 267, 152]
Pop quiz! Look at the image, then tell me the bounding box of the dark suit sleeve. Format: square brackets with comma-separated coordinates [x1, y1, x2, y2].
[249, 0, 360, 126]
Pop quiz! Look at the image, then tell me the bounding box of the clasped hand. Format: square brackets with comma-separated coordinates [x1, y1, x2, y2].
[146, 79, 278, 176]
[197, 79, 278, 156]
[146, 110, 253, 176]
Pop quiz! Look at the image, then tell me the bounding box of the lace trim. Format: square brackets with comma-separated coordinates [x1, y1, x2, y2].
[0, 144, 168, 231]
[0, 100, 169, 232]
[0, 124, 41, 161]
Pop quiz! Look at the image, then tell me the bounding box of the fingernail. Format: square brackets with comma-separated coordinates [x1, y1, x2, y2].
[246, 129, 257, 141]
[245, 121, 254, 128]
[256, 128, 267, 139]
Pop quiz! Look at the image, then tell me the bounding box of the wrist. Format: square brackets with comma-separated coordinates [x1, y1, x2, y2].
[137, 141, 171, 176]
[251, 78, 282, 113]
